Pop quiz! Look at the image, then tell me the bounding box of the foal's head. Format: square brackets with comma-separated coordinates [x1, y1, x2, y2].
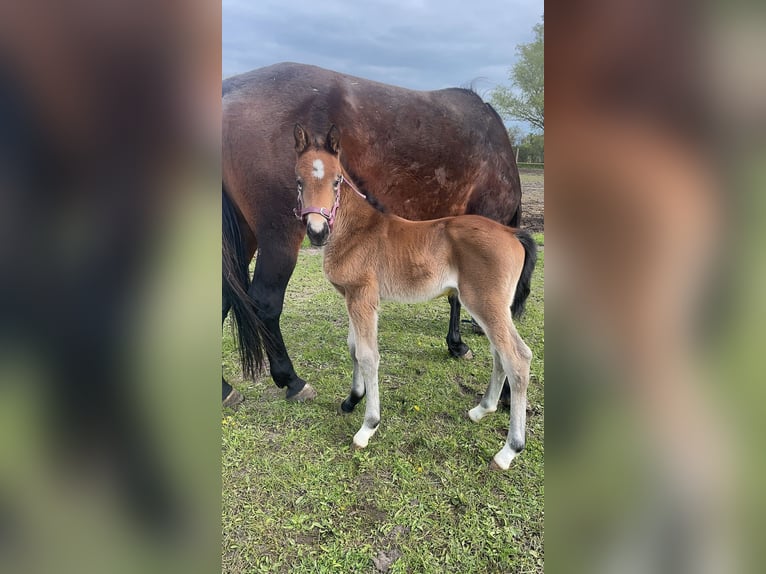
[293, 123, 343, 246]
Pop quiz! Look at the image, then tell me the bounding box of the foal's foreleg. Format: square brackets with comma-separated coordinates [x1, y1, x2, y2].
[340, 319, 365, 413]
[345, 296, 381, 449]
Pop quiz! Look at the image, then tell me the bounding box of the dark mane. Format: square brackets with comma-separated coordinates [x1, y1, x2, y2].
[343, 167, 388, 214]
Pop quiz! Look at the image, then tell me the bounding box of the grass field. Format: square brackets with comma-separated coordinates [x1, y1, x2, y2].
[222, 237, 544, 573]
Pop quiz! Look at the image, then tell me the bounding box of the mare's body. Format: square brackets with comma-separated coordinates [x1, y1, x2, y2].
[222, 62, 522, 403]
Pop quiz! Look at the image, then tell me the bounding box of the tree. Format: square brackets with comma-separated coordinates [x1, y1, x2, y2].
[506, 124, 524, 148]
[517, 133, 544, 164]
[491, 20, 544, 132]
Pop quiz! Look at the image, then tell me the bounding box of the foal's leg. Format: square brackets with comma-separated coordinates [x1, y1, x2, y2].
[345, 294, 381, 448]
[340, 318, 365, 413]
[446, 294, 473, 359]
[468, 345, 506, 422]
[491, 325, 532, 470]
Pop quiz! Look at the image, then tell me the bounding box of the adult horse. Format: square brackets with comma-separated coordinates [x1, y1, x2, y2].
[222, 62, 522, 405]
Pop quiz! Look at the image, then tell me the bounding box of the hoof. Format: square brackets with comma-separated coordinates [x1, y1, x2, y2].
[340, 396, 360, 414]
[286, 383, 317, 402]
[468, 405, 494, 423]
[488, 459, 504, 471]
[222, 389, 244, 409]
[448, 343, 473, 360]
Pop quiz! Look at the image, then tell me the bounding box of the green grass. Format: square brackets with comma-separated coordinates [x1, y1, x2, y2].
[222, 237, 544, 573]
[519, 171, 544, 185]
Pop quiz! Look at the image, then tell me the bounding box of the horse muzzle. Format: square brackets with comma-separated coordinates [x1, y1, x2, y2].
[294, 200, 338, 246]
[304, 213, 330, 246]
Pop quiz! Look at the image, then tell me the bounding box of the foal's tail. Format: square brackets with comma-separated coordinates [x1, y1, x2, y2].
[223, 184, 266, 379]
[511, 230, 538, 319]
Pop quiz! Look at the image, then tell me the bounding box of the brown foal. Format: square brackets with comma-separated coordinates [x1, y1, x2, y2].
[293, 124, 537, 469]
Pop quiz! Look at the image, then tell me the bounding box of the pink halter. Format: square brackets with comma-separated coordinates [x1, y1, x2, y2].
[293, 175, 366, 230]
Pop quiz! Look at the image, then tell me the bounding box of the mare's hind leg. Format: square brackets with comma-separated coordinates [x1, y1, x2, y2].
[446, 294, 473, 359]
[222, 291, 244, 407]
[250, 241, 317, 402]
[340, 318, 365, 413]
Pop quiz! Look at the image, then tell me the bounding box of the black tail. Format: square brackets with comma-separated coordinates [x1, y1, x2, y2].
[511, 230, 538, 319]
[222, 185, 266, 379]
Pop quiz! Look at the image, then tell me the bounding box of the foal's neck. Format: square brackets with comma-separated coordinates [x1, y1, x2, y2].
[334, 171, 385, 233]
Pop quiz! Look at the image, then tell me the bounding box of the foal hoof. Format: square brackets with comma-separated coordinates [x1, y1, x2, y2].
[461, 349, 474, 360]
[222, 389, 244, 409]
[488, 459, 504, 471]
[286, 383, 318, 402]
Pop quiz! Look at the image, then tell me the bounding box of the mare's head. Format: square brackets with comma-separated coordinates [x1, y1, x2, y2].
[293, 123, 343, 246]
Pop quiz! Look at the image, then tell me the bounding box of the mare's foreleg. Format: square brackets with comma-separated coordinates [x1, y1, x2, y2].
[250, 243, 317, 401]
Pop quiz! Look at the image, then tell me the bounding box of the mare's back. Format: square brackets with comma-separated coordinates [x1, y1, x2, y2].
[222, 62, 518, 221]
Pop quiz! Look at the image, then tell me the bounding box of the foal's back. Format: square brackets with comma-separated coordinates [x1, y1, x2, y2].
[341, 212, 525, 305]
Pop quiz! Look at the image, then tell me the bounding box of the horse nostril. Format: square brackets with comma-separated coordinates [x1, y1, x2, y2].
[306, 222, 329, 246]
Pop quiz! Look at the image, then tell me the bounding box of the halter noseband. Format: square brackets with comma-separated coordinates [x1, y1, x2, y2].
[293, 175, 366, 230]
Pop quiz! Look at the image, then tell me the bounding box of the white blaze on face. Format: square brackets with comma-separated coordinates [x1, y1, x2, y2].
[312, 159, 325, 180]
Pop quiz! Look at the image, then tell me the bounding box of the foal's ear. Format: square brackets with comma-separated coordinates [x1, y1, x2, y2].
[294, 123, 310, 153]
[325, 125, 341, 155]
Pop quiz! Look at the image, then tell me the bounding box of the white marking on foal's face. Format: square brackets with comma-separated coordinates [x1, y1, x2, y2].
[312, 159, 325, 180]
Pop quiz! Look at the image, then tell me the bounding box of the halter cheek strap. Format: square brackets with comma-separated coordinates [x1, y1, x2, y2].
[294, 190, 341, 228]
[293, 175, 366, 230]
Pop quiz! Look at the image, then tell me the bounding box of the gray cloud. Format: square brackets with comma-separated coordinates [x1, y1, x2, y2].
[223, 0, 543, 94]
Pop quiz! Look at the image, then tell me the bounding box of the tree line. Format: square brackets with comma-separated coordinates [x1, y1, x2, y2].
[491, 17, 543, 165]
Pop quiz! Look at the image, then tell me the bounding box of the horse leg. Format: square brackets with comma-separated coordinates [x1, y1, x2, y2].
[461, 289, 531, 469]
[221, 291, 244, 407]
[491, 325, 532, 470]
[250, 245, 317, 402]
[446, 294, 473, 359]
[468, 345, 506, 422]
[340, 318, 365, 413]
[345, 294, 381, 448]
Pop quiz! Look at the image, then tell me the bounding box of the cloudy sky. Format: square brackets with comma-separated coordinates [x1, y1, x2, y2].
[223, 0, 542, 129]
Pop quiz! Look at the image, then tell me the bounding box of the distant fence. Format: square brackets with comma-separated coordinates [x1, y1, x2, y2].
[518, 162, 544, 170]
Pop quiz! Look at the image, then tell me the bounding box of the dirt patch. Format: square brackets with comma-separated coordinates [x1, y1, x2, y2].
[520, 168, 544, 233]
[373, 548, 402, 572]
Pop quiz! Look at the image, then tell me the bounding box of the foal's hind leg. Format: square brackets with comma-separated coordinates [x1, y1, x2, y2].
[491, 325, 532, 470]
[468, 346, 506, 422]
